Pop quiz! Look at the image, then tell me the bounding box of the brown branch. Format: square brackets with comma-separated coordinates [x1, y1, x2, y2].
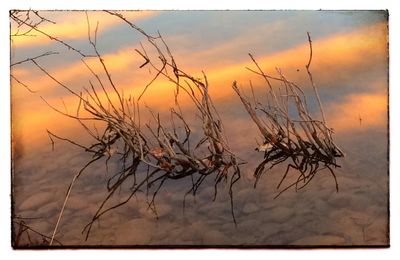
[233, 33, 343, 197]
[11, 12, 91, 57]
[306, 32, 326, 124]
[11, 51, 59, 67]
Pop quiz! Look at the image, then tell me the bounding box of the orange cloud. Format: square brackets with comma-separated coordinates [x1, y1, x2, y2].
[11, 11, 158, 49]
[204, 21, 388, 100]
[327, 91, 387, 133]
[13, 20, 387, 106]
[12, 20, 388, 151]
[11, 46, 147, 102]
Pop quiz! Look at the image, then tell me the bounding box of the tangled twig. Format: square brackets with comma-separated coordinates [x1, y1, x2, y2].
[233, 33, 343, 198]
[11, 11, 343, 246]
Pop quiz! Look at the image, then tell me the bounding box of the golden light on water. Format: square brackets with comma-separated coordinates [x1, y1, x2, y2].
[11, 12, 388, 149]
[11, 11, 158, 48]
[10, 11, 389, 247]
[328, 92, 387, 133]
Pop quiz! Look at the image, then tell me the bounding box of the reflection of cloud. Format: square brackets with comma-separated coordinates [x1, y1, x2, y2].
[12, 12, 389, 246]
[205, 21, 388, 99]
[11, 11, 158, 48]
[166, 18, 288, 68]
[12, 17, 388, 152]
[327, 91, 387, 133]
[13, 20, 387, 103]
[156, 10, 387, 71]
[11, 46, 146, 100]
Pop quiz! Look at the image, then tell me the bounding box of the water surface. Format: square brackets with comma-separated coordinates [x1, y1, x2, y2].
[11, 10, 388, 247]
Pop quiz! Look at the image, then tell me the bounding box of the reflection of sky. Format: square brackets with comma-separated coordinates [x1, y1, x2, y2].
[13, 11, 387, 69]
[10, 10, 388, 157]
[10, 10, 388, 156]
[11, 11, 389, 246]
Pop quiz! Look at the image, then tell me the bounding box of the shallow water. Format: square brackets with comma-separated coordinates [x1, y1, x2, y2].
[12, 111, 388, 247]
[11, 10, 389, 247]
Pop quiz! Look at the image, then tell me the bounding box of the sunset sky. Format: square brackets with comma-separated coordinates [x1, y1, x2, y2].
[10, 10, 388, 149]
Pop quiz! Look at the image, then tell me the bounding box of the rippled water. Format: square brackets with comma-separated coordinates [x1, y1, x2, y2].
[12, 104, 388, 247]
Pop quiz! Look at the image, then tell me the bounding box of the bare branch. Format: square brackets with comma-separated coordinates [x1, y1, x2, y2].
[233, 33, 343, 196]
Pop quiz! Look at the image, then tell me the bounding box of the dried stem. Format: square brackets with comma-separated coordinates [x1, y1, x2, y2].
[11, 11, 343, 245]
[306, 32, 326, 124]
[233, 33, 343, 196]
[11, 10, 243, 242]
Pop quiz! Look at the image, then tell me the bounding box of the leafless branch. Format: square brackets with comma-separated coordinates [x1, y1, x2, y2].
[233, 33, 343, 196]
